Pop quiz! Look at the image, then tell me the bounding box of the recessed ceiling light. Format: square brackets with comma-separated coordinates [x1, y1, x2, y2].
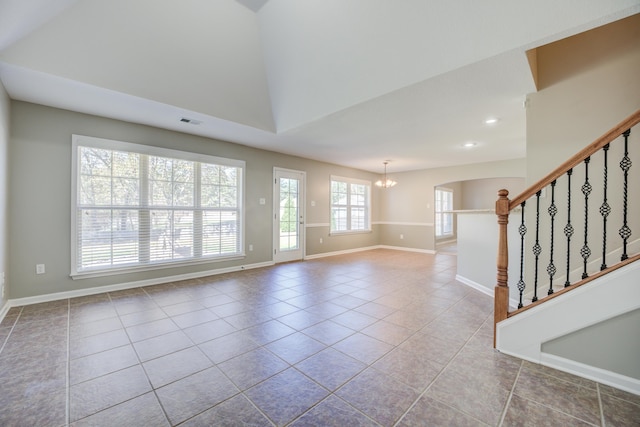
[463, 142, 477, 148]
[484, 118, 498, 125]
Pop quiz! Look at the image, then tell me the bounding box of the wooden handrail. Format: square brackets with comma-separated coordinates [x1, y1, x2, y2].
[510, 109, 640, 210]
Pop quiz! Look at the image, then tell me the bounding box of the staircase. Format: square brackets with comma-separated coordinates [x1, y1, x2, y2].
[493, 109, 640, 394]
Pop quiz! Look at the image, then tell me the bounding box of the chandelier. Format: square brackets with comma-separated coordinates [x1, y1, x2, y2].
[375, 161, 397, 188]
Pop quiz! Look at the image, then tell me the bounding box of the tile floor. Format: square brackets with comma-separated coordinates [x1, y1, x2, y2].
[0, 249, 638, 426]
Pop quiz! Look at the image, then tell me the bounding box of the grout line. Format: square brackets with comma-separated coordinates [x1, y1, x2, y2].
[66, 299, 71, 427]
[0, 306, 22, 355]
[597, 383, 606, 426]
[498, 359, 524, 426]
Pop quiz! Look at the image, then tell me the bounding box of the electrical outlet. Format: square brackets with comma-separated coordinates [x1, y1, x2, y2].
[400, 234, 404, 240]
[320, 238, 323, 244]
[249, 244, 253, 251]
[36, 264, 45, 275]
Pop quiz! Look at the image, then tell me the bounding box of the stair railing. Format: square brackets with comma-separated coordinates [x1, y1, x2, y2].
[494, 109, 640, 347]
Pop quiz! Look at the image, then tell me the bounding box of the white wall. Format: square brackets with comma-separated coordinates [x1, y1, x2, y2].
[456, 211, 521, 307]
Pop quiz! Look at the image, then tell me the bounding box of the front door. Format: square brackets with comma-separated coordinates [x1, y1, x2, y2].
[273, 168, 305, 263]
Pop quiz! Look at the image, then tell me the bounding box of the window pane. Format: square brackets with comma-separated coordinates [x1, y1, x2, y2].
[80, 176, 112, 206]
[80, 148, 111, 177]
[201, 184, 220, 208]
[111, 210, 139, 264]
[443, 212, 453, 235]
[150, 180, 172, 207]
[331, 181, 347, 205]
[220, 186, 237, 208]
[113, 178, 139, 206]
[78, 209, 113, 268]
[173, 182, 194, 207]
[331, 207, 347, 231]
[149, 210, 172, 261]
[351, 207, 365, 230]
[201, 164, 220, 185]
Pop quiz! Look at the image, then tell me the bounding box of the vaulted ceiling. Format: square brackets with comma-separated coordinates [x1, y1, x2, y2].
[1, 0, 638, 173]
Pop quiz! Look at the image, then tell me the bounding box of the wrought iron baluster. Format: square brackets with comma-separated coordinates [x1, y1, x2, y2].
[581, 157, 592, 279]
[532, 190, 542, 302]
[564, 169, 573, 287]
[547, 180, 557, 295]
[619, 129, 632, 261]
[600, 144, 611, 270]
[517, 201, 526, 308]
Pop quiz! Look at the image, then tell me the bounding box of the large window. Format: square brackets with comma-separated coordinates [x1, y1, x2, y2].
[330, 176, 371, 233]
[72, 135, 244, 277]
[435, 187, 453, 237]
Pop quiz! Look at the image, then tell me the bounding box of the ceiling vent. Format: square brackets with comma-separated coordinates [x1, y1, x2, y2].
[180, 117, 202, 125]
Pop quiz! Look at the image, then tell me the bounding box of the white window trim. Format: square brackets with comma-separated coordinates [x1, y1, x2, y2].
[71, 134, 245, 278]
[330, 175, 372, 235]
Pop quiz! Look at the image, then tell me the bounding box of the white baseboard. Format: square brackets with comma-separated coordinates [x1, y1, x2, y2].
[456, 274, 519, 309]
[0, 300, 10, 323]
[305, 245, 382, 260]
[305, 245, 435, 260]
[1, 260, 274, 319]
[377, 245, 435, 254]
[540, 352, 640, 396]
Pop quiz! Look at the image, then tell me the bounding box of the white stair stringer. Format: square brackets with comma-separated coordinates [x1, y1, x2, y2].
[496, 260, 640, 394]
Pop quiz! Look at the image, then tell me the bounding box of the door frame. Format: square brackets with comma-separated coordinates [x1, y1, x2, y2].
[273, 167, 306, 263]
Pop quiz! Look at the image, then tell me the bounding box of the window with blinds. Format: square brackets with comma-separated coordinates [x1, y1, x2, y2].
[435, 187, 453, 237]
[330, 176, 371, 233]
[71, 135, 244, 277]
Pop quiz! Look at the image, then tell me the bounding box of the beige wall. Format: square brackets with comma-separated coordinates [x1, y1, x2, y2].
[527, 13, 640, 184]
[378, 159, 527, 251]
[0, 80, 8, 308]
[8, 101, 381, 299]
[460, 177, 526, 210]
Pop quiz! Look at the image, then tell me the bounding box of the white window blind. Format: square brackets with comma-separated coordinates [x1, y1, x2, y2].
[330, 176, 371, 233]
[435, 187, 453, 237]
[72, 135, 244, 277]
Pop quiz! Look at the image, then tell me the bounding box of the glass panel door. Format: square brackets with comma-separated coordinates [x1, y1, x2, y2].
[274, 168, 305, 263]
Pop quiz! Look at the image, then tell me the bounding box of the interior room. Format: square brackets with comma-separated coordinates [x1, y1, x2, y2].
[0, 1, 639, 426]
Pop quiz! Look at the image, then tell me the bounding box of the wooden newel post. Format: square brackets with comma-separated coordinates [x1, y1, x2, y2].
[494, 189, 510, 348]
